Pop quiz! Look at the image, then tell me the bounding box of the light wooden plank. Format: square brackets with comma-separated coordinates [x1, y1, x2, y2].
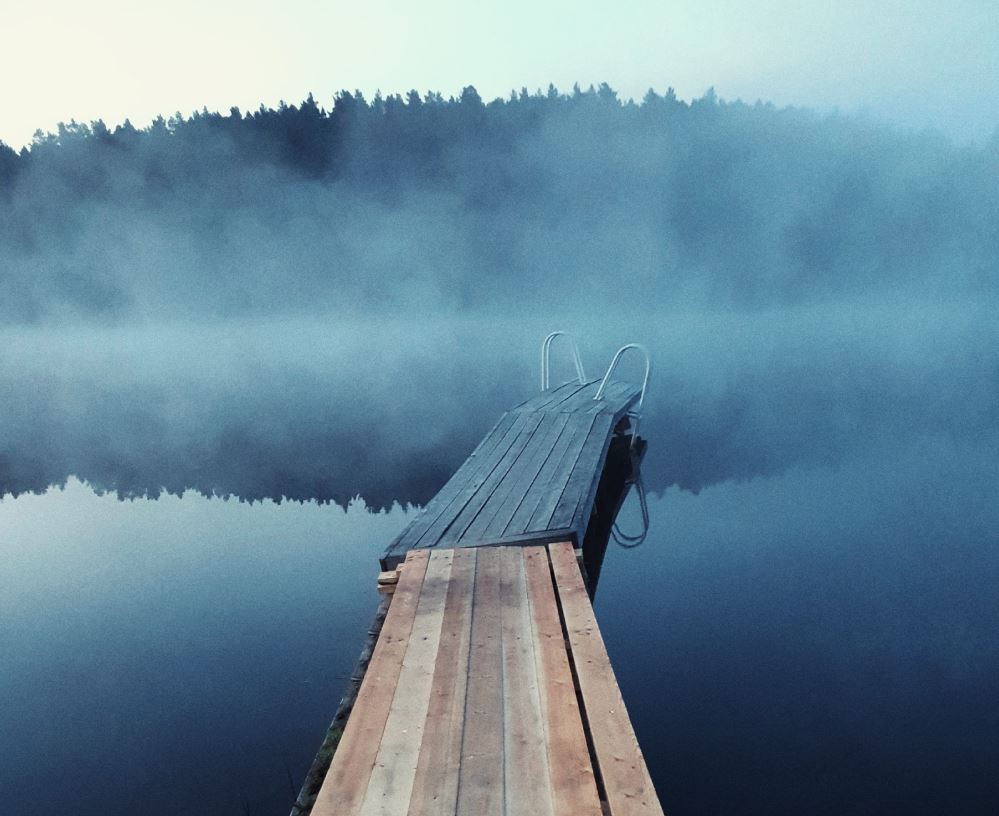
[358, 550, 454, 815]
[312, 549, 431, 816]
[455, 546, 505, 816]
[500, 547, 555, 816]
[548, 542, 664, 816]
[523, 545, 603, 816]
[406, 548, 477, 816]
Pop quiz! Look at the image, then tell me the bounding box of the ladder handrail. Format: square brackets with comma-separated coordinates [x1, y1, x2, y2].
[594, 343, 651, 447]
[593, 343, 651, 410]
[540, 331, 587, 391]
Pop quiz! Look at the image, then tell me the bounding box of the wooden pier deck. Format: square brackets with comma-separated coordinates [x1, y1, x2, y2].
[381, 379, 642, 570]
[311, 543, 663, 816]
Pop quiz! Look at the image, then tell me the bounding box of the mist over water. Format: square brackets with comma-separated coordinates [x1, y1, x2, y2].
[1, 88, 998, 813]
[1, 304, 995, 506]
[1, 88, 997, 505]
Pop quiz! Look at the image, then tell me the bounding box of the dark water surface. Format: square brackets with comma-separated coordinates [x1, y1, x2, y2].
[5, 91, 999, 814]
[3, 433, 998, 814]
[0, 483, 407, 814]
[2, 309, 998, 814]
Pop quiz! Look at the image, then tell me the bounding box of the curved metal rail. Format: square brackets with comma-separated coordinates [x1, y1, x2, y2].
[594, 343, 652, 445]
[540, 331, 587, 391]
[611, 471, 650, 549]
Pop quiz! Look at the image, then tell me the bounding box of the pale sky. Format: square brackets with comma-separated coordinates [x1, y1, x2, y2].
[2, 0, 997, 148]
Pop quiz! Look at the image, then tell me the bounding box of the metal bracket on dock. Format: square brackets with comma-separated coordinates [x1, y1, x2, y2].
[594, 343, 652, 446]
[540, 331, 587, 391]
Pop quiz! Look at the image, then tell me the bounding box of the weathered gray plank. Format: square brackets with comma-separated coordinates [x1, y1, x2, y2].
[500, 413, 580, 537]
[406, 548, 477, 816]
[388, 412, 518, 554]
[382, 378, 640, 566]
[413, 412, 539, 551]
[545, 382, 602, 414]
[526, 412, 599, 533]
[438, 411, 546, 547]
[455, 547, 505, 816]
[511, 380, 588, 413]
[468, 413, 572, 543]
[587, 380, 639, 415]
[549, 414, 615, 531]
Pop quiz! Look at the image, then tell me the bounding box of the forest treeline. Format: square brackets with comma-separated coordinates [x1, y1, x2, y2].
[2, 84, 997, 323]
[2, 85, 997, 505]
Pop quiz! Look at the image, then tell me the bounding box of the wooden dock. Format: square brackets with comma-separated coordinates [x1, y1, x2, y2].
[294, 356, 661, 816]
[381, 378, 642, 570]
[311, 543, 663, 816]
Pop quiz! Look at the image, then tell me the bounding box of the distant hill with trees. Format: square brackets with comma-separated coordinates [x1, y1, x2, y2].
[1, 84, 996, 323]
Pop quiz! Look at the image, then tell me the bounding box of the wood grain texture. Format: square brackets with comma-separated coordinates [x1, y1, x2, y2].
[458, 413, 559, 545]
[513, 380, 593, 413]
[483, 412, 572, 541]
[548, 542, 664, 816]
[500, 547, 555, 816]
[476, 413, 572, 542]
[503, 415, 586, 537]
[549, 414, 615, 531]
[358, 550, 453, 816]
[440, 412, 545, 547]
[406, 548, 477, 816]
[527, 413, 600, 533]
[404, 413, 521, 549]
[312, 549, 430, 816]
[455, 546, 506, 816]
[315, 540, 664, 816]
[384, 379, 640, 567]
[523, 545, 603, 816]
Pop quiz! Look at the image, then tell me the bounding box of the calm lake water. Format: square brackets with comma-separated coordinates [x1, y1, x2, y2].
[2, 308, 998, 814]
[3, 430, 998, 814]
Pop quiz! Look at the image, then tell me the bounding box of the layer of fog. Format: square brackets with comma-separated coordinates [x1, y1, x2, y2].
[1, 303, 994, 505]
[0, 90, 996, 504]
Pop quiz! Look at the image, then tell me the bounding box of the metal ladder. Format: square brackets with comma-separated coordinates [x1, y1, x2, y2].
[540, 332, 652, 447]
[594, 343, 652, 446]
[540, 331, 653, 548]
[540, 330, 587, 390]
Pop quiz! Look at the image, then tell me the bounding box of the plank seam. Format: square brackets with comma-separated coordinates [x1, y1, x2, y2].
[413, 413, 532, 549]
[497, 413, 574, 539]
[544, 546, 609, 810]
[453, 547, 507, 814]
[443, 412, 546, 546]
